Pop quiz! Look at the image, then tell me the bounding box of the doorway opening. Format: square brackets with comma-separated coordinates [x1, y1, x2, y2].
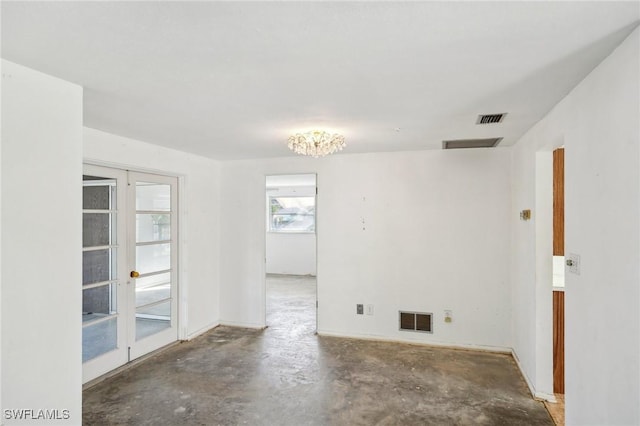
[265, 174, 317, 335]
[536, 147, 566, 425]
[82, 164, 179, 383]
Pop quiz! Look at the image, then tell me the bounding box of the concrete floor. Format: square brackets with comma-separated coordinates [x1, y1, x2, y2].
[83, 275, 552, 425]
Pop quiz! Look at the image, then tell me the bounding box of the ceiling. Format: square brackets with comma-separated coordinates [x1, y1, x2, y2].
[2, 2, 638, 160]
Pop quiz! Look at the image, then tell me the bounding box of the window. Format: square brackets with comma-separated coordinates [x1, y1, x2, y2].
[269, 196, 315, 232]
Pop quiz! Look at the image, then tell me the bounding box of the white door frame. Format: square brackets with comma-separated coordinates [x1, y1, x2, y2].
[127, 170, 179, 361]
[263, 173, 318, 331]
[82, 162, 184, 383]
[82, 165, 128, 382]
[84, 159, 187, 339]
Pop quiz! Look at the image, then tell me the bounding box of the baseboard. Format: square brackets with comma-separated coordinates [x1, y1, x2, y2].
[511, 349, 556, 403]
[316, 329, 512, 354]
[185, 322, 220, 340]
[534, 391, 556, 402]
[219, 320, 267, 330]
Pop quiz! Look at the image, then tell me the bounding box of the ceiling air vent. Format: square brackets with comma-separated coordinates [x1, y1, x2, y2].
[399, 311, 433, 333]
[477, 113, 507, 124]
[442, 138, 502, 150]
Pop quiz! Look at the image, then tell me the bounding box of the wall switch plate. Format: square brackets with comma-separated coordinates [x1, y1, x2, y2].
[366, 304, 374, 315]
[444, 310, 453, 323]
[356, 304, 364, 315]
[566, 253, 580, 275]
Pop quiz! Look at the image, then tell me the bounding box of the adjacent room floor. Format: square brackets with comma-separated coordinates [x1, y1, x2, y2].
[83, 275, 553, 425]
[544, 394, 565, 426]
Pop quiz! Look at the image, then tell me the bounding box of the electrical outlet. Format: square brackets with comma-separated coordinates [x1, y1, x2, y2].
[566, 253, 580, 275]
[356, 304, 364, 315]
[444, 310, 453, 323]
[366, 304, 374, 315]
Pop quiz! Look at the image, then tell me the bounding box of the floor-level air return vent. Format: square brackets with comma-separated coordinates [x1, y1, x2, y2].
[399, 311, 433, 333]
[442, 138, 503, 150]
[476, 113, 507, 124]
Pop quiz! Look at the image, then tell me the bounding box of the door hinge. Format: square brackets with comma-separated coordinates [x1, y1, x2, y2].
[316, 300, 318, 308]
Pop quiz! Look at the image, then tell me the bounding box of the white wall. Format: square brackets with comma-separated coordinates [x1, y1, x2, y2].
[83, 127, 221, 340]
[510, 145, 556, 401]
[1, 57, 4, 421]
[1, 60, 83, 424]
[511, 27, 639, 424]
[220, 149, 512, 350]
[266, 233, 316, 276]
[266, 184, 316, 276]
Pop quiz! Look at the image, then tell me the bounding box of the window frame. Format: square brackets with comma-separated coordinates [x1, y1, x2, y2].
[267, 194, 316, 234]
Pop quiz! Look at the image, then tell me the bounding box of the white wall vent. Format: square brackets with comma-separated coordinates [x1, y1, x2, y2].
[476, 113, 507, 124]
[442, 138, 502, 149]
[399, 311, 433, 333]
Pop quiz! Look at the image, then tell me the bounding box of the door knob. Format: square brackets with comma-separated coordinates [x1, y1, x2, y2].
[130, 271, 140, 278]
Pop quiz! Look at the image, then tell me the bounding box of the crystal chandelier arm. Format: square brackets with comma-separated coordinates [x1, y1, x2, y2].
[287, 130, 345, 157]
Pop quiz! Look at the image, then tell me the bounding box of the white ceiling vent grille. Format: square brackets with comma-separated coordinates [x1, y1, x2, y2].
[477, 113, 507, 124]
[442, 138, 502, 150]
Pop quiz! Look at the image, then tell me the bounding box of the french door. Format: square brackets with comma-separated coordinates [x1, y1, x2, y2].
[82, 165, 178, 383]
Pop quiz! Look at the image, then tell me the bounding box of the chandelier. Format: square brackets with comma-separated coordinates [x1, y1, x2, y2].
[287, 130, 346, 158]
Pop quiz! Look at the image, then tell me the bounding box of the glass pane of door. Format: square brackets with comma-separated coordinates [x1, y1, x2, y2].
[82, 176, 119, 362]
[134, 181, 173, 341]
[135, 243, 171, 275]
[135, 273, 171, 307]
